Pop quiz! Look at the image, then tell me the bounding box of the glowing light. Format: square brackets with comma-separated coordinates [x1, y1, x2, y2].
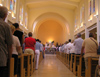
[94, 13, 98, 17]
[80, 22, 83, 28]
[8, 11, 11, 14]
[12, 17, 16, 19]
[88, 17, 92, 21]
[24, 27, 28, 30]
[88, 19, 92, 21]
[48, 39, 53, 43]
[20, 23, 23, 26]
[0, 4, 3, 6]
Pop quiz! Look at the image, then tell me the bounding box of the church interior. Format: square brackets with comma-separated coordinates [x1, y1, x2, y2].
[0, 0, 100, 77]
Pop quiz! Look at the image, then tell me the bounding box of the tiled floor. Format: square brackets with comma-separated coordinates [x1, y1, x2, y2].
[31, 54, 76, 77]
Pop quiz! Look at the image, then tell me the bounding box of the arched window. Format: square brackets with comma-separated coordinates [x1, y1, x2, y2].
[10, 0, 17, 17]
[88, 0, 92, 16]
[19, 6, 23, 25]
[93, 0, 95, 13]
[25, 13, 28, 28]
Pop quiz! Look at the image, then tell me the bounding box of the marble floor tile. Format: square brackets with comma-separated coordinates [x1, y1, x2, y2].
[31, 54, 76, 77]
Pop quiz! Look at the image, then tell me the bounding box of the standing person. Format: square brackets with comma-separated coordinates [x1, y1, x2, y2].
[81, 33, 98, 69]
[24, 32, 36, 59]
[13, 23, 24, 46]
[0, 6, 13, 77]
[66, 39, 72, 54]
[74, 33, 83, 55]
[43, 44, 45, 58]
[35, 39, 42, 70]
[69, 40, 75, 54]
[10, 25, 21, 76]
[39, 40, 43, 52]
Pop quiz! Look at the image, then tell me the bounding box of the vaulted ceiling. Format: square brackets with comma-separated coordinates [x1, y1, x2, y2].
[26, 0, 81, 10]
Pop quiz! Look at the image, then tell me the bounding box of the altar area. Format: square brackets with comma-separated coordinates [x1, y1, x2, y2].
[45, 42, 56, 54]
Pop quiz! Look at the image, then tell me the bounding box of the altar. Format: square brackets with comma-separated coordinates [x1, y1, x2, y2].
[45, 42, 56, 54]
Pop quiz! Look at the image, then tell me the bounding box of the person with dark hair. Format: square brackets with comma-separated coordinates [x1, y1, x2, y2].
[13, 23, 24, 46]
[69, 39, 71, 42]
[81, 33, 98, 70]
[28, 32, 32, 37]
[74, 33, 83, 54]
[89, 33, 94, 37]
[24, 32, 36, 59]
[35, 39, 42, 70]
[0, 6, 13, 77]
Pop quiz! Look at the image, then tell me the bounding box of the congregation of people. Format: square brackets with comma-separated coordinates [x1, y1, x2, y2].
[57, 33, 99, 71]
[0, 6, 45, 77]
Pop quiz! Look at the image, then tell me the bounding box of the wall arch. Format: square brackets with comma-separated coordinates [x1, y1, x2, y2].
[32, 12, 70, 40]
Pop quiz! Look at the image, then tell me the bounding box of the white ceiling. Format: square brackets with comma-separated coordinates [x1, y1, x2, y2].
[26, 0, 81, 10]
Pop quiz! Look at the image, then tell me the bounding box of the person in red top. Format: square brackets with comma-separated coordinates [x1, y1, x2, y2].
[24, 32, 36, 59]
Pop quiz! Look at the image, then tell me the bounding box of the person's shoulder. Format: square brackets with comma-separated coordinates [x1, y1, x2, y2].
[83, 38, 88, 42]
[32, 38, 36, 40]
[74, 39, 78, 42]
[13, 35, 19, 40]
[16, 30, 23, 34]
[1, 21, 10, 28]
[85, 38, 89, 41]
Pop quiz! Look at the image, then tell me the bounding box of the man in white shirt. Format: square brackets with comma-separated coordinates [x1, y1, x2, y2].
[64, 39, 72, 54]
[74, 33, 83, 54]
[67, 39, 72, 54]
[69, 40, 75, 54]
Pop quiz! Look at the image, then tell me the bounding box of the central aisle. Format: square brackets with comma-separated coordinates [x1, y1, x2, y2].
[31, 54, 75, 77]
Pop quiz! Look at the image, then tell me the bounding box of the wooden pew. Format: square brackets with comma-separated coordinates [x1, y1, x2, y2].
[39, 52, 43, 64]
[66, 54, 70, 68]
[58, 52, 60, 60]
[30, 54, 33, 75]
[60, 52, 63, 62]
[63, 53, 67, 65]
[85, 57, 98, 77]
[62, 53, 65, 64]
[24, 54, 31, 77]
[77, 56, 85, 77]
[73, 55, 80, 75]
[18, 55, 25, 77]
[70, 54, 74, 71]
[9, 58, 14, 77]
[65, 53, 68, 67]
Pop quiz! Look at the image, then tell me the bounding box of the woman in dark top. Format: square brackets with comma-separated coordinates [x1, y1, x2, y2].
[13, 23, 24, 46]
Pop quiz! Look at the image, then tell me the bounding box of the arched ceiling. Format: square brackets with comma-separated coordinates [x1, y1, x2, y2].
[37, 20, 68, 44]
[26, 0, 80, 10]
[32, 12, 70, 39]
[26, 0, 77, 39]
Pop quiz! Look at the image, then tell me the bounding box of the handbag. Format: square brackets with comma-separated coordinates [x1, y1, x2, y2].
[90, 38, 100, 55]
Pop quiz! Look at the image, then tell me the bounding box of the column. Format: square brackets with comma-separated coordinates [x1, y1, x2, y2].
[84, 23, 89, 39]
[84, 0, 89, 39]
[97, 15, 100, 43]
[97, 0, 100, 43]
[16, 0, 20, 23]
